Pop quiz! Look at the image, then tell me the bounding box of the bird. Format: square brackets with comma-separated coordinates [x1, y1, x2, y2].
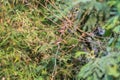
[94, 27, 105, 36]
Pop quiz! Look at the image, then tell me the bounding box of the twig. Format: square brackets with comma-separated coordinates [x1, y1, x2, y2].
[51, 44, 60, 80]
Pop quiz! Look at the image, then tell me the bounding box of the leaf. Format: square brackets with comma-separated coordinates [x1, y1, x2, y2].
[106, 16, 119, 29]
[73, 0, 92, 5]
[67, 38, 78, 45]
[93, 72, 99, 80]
[83, 15, 97, 31]
[77, 53, 120, 80]
[75, 51, 87, 58]
[108, 38, 114, 46]
[117, 2, 120, 12]
[113, 25, 120, 33]
[115, 37, 120, 49]
[77, 61, 94, 79]
[107, 1, 116, 7]
[95, 69, 104, 78]
[94, 2, 103, 11]
[107, 64, 119, 77]
[35, 76, 43, 80]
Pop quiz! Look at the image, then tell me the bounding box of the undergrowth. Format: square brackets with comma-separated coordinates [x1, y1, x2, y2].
[0, 0, 120, 80]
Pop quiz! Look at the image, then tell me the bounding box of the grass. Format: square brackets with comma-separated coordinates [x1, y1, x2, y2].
[0, 0, 120, 80]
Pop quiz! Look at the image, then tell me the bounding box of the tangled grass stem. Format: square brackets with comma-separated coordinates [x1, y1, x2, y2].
[51, 44, 60, 80]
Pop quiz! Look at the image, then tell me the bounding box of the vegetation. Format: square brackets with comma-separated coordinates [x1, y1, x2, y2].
[0, 0, 120, 80]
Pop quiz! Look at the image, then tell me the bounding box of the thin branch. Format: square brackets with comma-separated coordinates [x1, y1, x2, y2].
[51, 44, 60, 80]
